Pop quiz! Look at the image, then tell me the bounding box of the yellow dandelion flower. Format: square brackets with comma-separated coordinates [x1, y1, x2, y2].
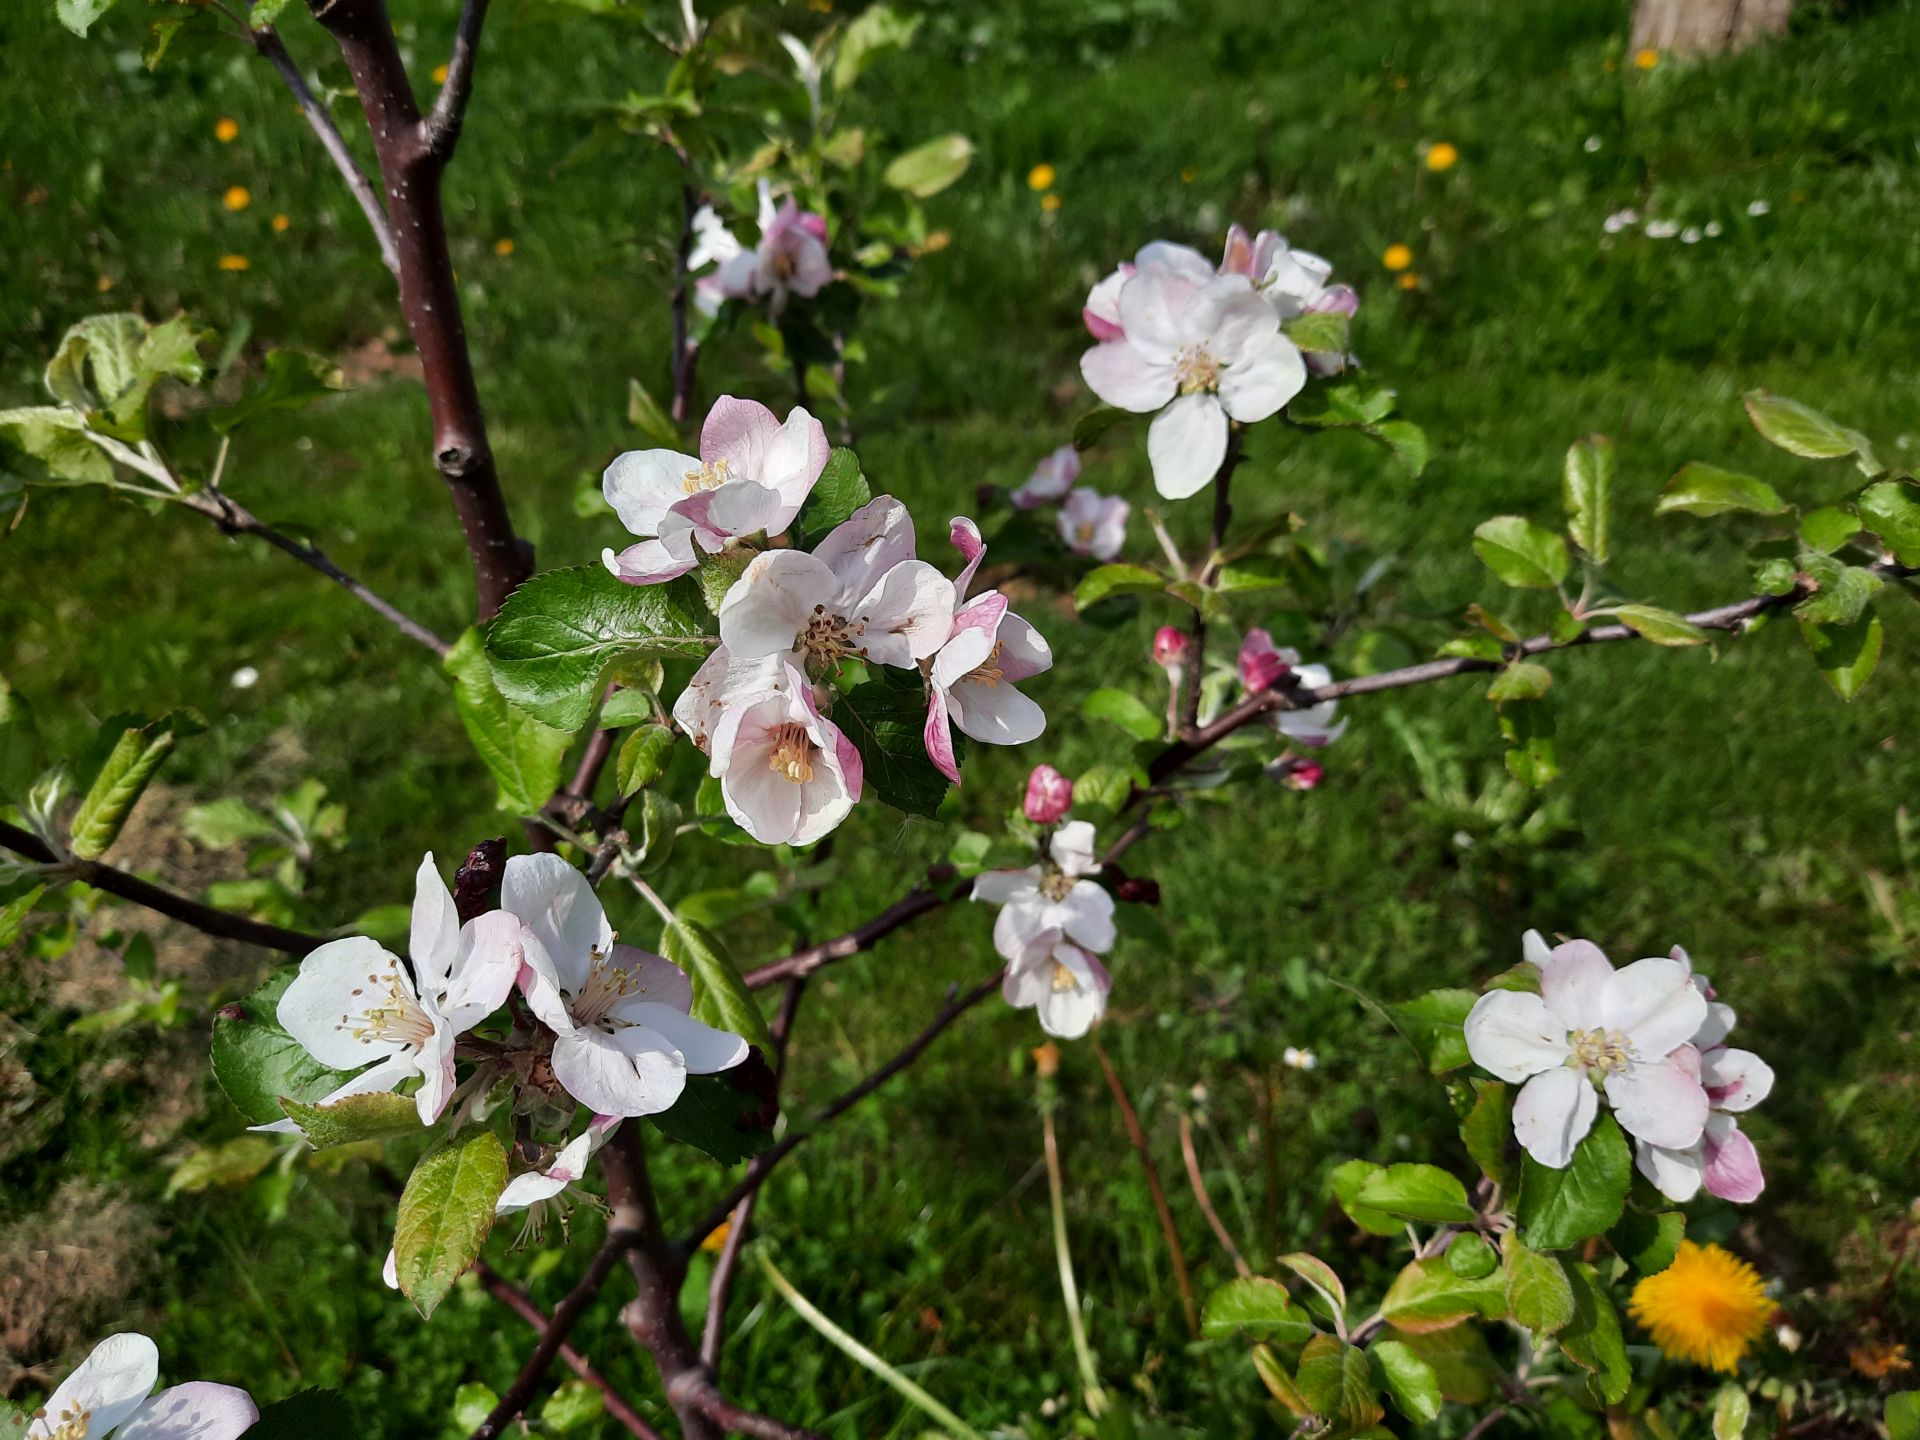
[214, 117, 240, 143]
[494, 237, 515, 256]
[699, 1219, 732, 1254]
[1027, 163, 1056, 192]
[1382, 243, 1413, 272]
[1397, 272, 1419, 291]
[1040, 193, 1062, 213]
[433, 63, 449, 84]
[1634, 47, 1660, 70]
[1426, 141, 1458, 172]
[272, 213, 290, 233]
[1629, 1242, 1771, 1373]
[224, 185, 252, 212]
[218, 254, 250, 272]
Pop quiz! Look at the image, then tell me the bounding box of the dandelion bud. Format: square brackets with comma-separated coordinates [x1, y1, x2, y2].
[1152, 626, 1188, 670]
[1024, 764, 1073, 824]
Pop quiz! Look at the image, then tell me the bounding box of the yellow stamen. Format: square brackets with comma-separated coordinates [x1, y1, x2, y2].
[681, 457, 731, 495]
[768, 723, 816, 784]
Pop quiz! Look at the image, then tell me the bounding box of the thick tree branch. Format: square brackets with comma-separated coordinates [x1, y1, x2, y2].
[0, 819, 322, 955]
[473, 1258, 663, 1440]
[248, 25, 402, 279]
[303, 0, 531, 621]
[422, 0, 490, 160]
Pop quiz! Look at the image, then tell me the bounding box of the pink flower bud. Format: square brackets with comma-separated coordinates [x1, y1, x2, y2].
[1284, 759, 1325, 791]
[1238, 628, 1292, 693]
[1024, 764, 1073, 824]
[1153, 626, 1188, 670]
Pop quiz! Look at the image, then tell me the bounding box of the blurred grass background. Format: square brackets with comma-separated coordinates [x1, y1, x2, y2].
[2, 0, 1917, 1434]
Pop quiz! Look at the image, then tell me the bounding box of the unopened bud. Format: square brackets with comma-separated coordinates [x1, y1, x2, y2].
[1116, 875, 1161, 905]
[1024, 764, 1073, 824]
[1153, 626, 1188, 669]
[1238, 628, 1292, 693]
[1283, 759, 1326, 791]
[1031, 1041, 1061, 1078]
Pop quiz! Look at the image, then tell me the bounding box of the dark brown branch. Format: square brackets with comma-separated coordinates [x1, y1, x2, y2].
[671, 181, 702, 422]
[741, 870, 952, 990]
[304, 0, 531, 622]
[469, 1208, 645, 1440]
[1179, 431, 1242, 736]
[249, 25, 402, 279]
[422, 0, 490, 160]
[0, 819, 321, 955]
[473, 1259, 664, 1440]
[1093, 1041, 1198, 1337]
[182, 489, 450, 656]
[680, 972, 1003, 1252]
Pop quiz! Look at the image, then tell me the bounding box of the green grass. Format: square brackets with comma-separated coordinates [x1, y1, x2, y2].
[3, 0, 1918, 1435]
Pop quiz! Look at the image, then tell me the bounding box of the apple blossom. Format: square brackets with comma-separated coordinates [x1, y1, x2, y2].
[1218, 223, 1359, 374]
[687, 180, 830, 319]
[26, 1333, 256, 1440]
[1012, 445, 1080, 509]
[1024, 764, 1073, 824]
[717, 496, 955, 672]
[1466, 931, 1710, 1167]
[1057, 488, 1129, 561]
[502, 855, 750, 1117]
[706, 661, 863, 845]
[1080, 262, 1308, 499]
[1278, 757, 1325, 791]
[272, 853, 521, 1128]
[602, 396, 829, 585]
[923, 588, 1053, 784]
[1003, 928, 1111, 1039]
[1238, 627, 1291, 692]
[1634, 948, 1774, 1204]
[670, 644, 786, 754]
[1152, 626, 1188, 670]
[1240, 631, 1347, 747]
[972, 819, 1114, 963]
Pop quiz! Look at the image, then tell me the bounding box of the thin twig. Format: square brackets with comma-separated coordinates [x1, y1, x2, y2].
[473, 1258, 664, 1440]
[1092, 1041, 1198, 1337]
[1179, 1113, 1250, 1278]
[1460, 1405, 1511, 1440]
[422, 0, 490, 159]
[741, 871, 952, 989]
[1179, 433, 1243, 736]
[0, 820, 321, 955]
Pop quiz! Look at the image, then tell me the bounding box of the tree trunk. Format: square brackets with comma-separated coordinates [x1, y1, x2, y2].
[1630, 0, 1795, 55]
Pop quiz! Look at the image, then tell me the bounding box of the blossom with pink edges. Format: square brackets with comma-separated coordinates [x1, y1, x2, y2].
[1057, 488, 1129, 560]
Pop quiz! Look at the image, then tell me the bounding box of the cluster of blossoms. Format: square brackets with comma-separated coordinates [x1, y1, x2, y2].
[603, 399, 1052, 844]
[970, 766, 1115, 1038]
[1465, 931, 1771, 1202]
[688, 180, 831, 319]
[1010, 443, 1130, 562]
[273, 853, 748, 1184]
[1080, 224, 1356, 499]
[25, 1333, 256, 1440]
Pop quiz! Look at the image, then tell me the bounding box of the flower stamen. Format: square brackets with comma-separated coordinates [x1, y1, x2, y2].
[768, 723, 816, 785]
[341, 972, 434, 1048]
[680, 457, 731, 495]
[1173, 343, 1222, 394]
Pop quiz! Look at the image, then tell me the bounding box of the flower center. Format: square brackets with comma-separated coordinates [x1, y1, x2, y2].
[680, 457, 731, 495]
[768, 723, 816, 785]
[1174, 344, 1222, 394]
[38, 1403, 92, 1440]
[342, 972, 434, 1049]
[1074, 521, 1096, 545]
[1040, 868, 1077, 902]
[571, 946, 638, 1032]
[1049, 959, 1079, 993]
[1568, 1026, 1632, 1076]
[965, 641, 1005, 688]
[769, 249, 798, 280]
[803, 604, 868, 665]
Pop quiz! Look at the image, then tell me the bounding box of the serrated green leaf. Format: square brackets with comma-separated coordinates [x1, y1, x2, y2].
[1201, 1277, 1316, 1341]
[1379, 1256, 1507, 1333]
[1374, 420, 1431, 477]
[1329, 1158, 1403, 1236]
[1473, 516, 1569, 589]
[1504, 1236, 1575, 1336]
[659, 919, 773, 1056]
[649, 1069, 776, 1164]
[1251, 1343, 1311, 1417]
[1560, 1260, 1630, 1404]
[1276, 1252, 1347, 1321]
[1885, 1391, 1920, 1440]
[1486, 662, 1552, 702]
[1369, 1339, 1442, 1424]
[1613, 604, 1708, 647]
[616, 724, 675, 796]
[832, 3, 920, 91]
[1295, 1335, 1383, 1436]
[1398, 1326, 1499, 1405]
[211, 971, 356, 1126]
[1286, 312, 1350, 355]
[280, 1090, 423, 1150]
[1081, 687, 1160, 742]
[486, 566, 713, 732]
[834, 665, 952, 818]
[1799, 505, 1859, 555]
[1074, 563, 1165, 609]
[1744, 390, 1864, 460]
[446, 627, 572, 816]
[1355, 1163, 1476, 1223]
[1562, 435, 1614, 563]
[209, 350, 337, 434]
[1460, 1079, 1515, 1193]
[1655, 463, 1789, 519]
[882, 133, 973, 197]
[70, 711, 198, 860]
[1798, 610, 1882, 701]
[1610, 1206, 1684, 1274]
[1385, 989, 1476, 1074]
[1794, 554, 1883, 627]
[166, 1134, 279, 1196]
[1858, 481, 1920, 565]
[793, 447, 870, 548]
[1445, 1232, 1498, 1280]
[394, 1128, 508, 1318]
[1517, 1113, 1630, 1251]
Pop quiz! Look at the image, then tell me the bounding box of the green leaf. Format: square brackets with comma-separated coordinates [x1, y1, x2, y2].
[1858, 481, 1920, 565]
[1744, 389, 1865, 460]
[1081, 687, 1161, 742]
[1516, 1112, 1630, 1251]
[649, 1069, 776, 1164]
[1398, 1327, 1499, 1405]
[69, 711, 199, 860]
[0, 407, 114, 486]
[882, 134, 973, 197]
[834, 665, 952, 818]
[393, 1128, 509, 1318]
[1328, 1159, 1403, 1236]
[1798, 610, 1882, 701]
[692, 548, 754, 614]
[0, 885, 46, 949]
[1799, 505, 1859, 555]
[1503, 1236, 1575, 1336]
[1654, 463, 1789, 519]
[1460, 1079, 1514, 1192]
[1562, 435, 1614, 564]
[486, 566, 712, 732]
[452, 1385, 498, 1434]
[209, 350, 339, 434]
[1251, 1344, 1312, 1418]
[598, 688, 658, 727]
[1486, 662, 1551, 702]
[166, 1135, 280, 1198]
[1386, 989, 1476, 1074]
[1072, 406, 1133, 451]
[45, 313, 204, 439]
[1369, 1339, 1442, 1425]
[446, 628, 572, 816]
[181, 797, 282, 849]
[1439, 634, 1505, 662]
[1201, 1277, 1316, 1342]
[1445, 1232, 1497, 1280]
[625, 376, 680, 448]
[247, 0, 296, 25]
[1374, 420, 1431, 478]
[244, 1390, 356, 1440]
[1473, 515, 1570, 590]
[1286, 312, 1350, 355]
[56, 0, 117, 35]
[616, 724, 675, 796]
[280, 1090, 423, 1149]
[1613, 604, 1708, 647]
[659, 919, 774, 1056]
[1713, 1383, 1751, 1440]
[832, 3, 920, 90]
[211, 971, 356, 1126]
[793, 448, 870, 548]
[1378, 1257, 1507, 1333]
[1559, 1260, 1630, 1404]
[1886, 1391, 1920, 1440]
[541, 1378, 605, 1435]
[1075, 563, 1166, 609]
[1498, 702, 1558, 788]
[1294, 1335, 1384, 1436]
[1276, 1252, 1347, 1321]
[1355, 1163, 1476, 1224]
[1610, 1206, 1684, 1274]
[1794, 554, 1883, 627]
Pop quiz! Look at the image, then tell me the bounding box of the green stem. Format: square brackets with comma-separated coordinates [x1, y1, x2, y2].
[1042, 1107, 1107, 1416]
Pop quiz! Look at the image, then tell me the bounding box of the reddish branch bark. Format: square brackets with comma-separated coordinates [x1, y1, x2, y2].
[1093, 1041, 1199, 1336]
[302, 0, 530, 622]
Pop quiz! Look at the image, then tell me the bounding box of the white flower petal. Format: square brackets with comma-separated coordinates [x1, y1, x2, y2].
[552, 1029, 680, 1118]
[500, 854, 612, 995]
[1464, 990, 1569, 1083]
[1512, 1066, 1598, 1168]
[717, 550, 837, 659]
[622, 1002, 750, 1073]
[857, 560, 956, 667]
[1702, 1047, 1774, 1113]
[1604, 1057, 1709, 1150]
[1218, 330, 1307, 423]
[1634, 1138, 1705, 1203]
[1146, 394, 1228, 500]
[35, 1333, 158, 1440]
[115, 1385, 259, 1440]
[276, 936, 411, 1070]
[604, 448, 703, 537]
[1080, 342, 1176, 413]
[1602, 958, 1706, 1059]
[1536, 938, 1613, 1030]
[1050, 821, 1099, 877]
